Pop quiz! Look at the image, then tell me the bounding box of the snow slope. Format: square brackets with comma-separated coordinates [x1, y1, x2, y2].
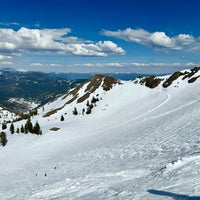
[1, 69, 200, 199]
[0, 106, 18, 124]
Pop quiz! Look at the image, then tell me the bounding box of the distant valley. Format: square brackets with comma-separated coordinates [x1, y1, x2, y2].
[0, 69, 86, 112]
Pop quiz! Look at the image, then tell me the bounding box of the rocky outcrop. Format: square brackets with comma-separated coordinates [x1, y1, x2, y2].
[43, 74, 121, 117]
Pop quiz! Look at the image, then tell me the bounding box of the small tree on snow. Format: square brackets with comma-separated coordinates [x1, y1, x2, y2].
[72, 107, 78, 115]
[20, 125, 25, 133]
[9, 123, 15, 134]
[25, 118, 33, 133]
[2, 122, 7, 130]
[86, 100, 89, 107]
[82, 108, 85, 115]
[16, 128, 20, 134]
[0, 132, 7, 146]
[86, 107, 91, 114]
[60, 115, 64, 121]
[33, 122, 41, 135]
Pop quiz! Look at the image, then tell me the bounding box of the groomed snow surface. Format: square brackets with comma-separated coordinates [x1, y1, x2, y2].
[1, 75, 200, 199]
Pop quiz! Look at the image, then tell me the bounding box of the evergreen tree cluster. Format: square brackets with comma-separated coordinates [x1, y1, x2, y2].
[10, 118, 42, 135]
[85, 96, 99, 115]
[72, 96, 100, 116]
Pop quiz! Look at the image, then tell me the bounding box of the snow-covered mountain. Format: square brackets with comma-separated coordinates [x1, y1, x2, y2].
[1, 67, 200, 199]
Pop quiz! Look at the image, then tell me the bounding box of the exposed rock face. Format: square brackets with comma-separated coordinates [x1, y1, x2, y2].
[188, 75, 200, 83]
[162, 71, 183, 88]
[182, 67, 200, 80]
[139, 66, 200, 89]
[139, 76, 163, 89]
[65, 74, 121, 104]
[44, 74, 121, 117]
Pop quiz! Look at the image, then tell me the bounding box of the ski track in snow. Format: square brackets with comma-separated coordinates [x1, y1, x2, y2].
[104, 89, 171, 131]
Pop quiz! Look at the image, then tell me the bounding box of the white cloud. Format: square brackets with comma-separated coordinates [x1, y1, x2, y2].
[74, 62, 185, 68]
[0, 61, 14, 65]
[30, 63, 63, 67]
[30, 63, 44, 67]
[129, 62, 182, 67]
[186, 62, 199, 66]
[0, 55, 12, 60]
[0, 27, 125, 57]
[102, 28, 199, 52]
[49, 63, 62, 67]
[75, 62, 124, 68]
[66, 41, 125, 56]
[0, 22, 20, 26]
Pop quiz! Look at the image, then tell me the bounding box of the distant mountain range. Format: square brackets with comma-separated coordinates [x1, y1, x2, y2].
[0, 68, 153, 112]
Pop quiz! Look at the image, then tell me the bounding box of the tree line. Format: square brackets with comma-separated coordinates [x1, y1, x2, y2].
[10, 118, 42, 135]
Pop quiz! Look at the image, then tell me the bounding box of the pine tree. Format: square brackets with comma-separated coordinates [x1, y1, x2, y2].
[2, 123, 7, 130]
[60, 115, 64, 121]
[86, 107, 92, 114]
[33, 122, 41, 135]
[9, 123, 15, 134]
[25, 118, 33, 133]
[72, 107, 78, 115]
[24, 124, 28, 134]
[82, 108, 85, 115]
[20, 125, 25, 133]
[89, 103, 93, 109]
[16, 128, 20, 134]
[0, 132, 7, 146]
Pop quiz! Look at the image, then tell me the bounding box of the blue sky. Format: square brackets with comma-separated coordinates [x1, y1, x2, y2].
[0, 0, 199, 74]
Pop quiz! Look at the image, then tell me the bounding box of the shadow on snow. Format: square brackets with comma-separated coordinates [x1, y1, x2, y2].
[148, 189, 200, 200]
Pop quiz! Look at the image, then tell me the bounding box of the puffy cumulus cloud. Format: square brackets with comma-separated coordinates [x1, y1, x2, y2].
[102, 28, 199, 52]
[67, 41, 125, 56]
[0, 27, 125, 57]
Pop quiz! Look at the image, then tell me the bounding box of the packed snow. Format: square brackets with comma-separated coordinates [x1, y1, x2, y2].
[1, 71, 200, 199]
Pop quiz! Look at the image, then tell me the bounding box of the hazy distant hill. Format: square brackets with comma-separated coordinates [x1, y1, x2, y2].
[0, 69, 86, 111]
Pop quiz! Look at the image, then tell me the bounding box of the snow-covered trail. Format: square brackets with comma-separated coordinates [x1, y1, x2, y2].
[24, 96, 200, 200]
[103, 89, 171, 131]
[1, 80, 200, 200]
